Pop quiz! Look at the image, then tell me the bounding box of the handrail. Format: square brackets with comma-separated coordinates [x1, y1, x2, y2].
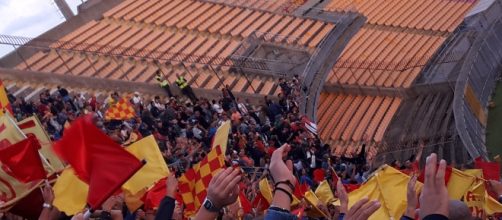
[0, 34, 300, 72]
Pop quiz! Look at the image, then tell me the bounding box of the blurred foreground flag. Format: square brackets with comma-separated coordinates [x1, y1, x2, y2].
[0, 113, 43, 212]
[0, 136, 46, 183]
[0, 80, 13, 117]
[53, 168, 89, 215]
[123, 135, 170, 194]
[53, 114, 144, 209]
[18, 116, 66, 173]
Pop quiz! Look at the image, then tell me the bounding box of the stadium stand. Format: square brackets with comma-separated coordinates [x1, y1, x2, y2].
[1, 0, 502, 167]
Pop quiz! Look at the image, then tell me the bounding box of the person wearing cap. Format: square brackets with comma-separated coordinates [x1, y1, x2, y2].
[132, 92, 143, 106]
[155, 70, 173, 97]
[175, 73, 197, 103]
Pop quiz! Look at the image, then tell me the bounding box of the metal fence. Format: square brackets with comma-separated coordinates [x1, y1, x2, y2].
[453, 15, 502, 160]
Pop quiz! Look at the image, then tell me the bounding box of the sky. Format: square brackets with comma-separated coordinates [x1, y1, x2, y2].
[0, 0, 82, 57]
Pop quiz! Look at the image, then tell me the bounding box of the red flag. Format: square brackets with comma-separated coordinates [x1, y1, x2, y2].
[313, 168, 325, 184]
[0, 136, 46, 183]
[345, 184, 361, 192]
[294, 182, 309, 199]
[474, 157, 500, 181]
[53, 115, 144, 209]
[143, 178, 167, 210]
[251, 191, 269, 211]
[291, 206, 305, 218]
[239, 190, 252, 215]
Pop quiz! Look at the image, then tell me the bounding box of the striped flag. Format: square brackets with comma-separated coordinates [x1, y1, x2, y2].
[105, 97, 136, 121]
[301, 116, 317, 135]
[178, 121, 230, 218]
[0, 80, 13, 117]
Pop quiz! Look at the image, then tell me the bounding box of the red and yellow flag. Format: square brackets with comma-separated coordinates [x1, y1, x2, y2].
[179, 121, 230, 217]
[17, 116, 66, 173]
[0, 114, 43, 212]
[0, 81, 13, 117]
[105, 97, 136, 121]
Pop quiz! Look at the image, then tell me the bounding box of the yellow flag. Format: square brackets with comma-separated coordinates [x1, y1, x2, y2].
[447, 168, 476, 200]
[315, 180, 335, 205]
[484, 191, 502, 215]
[464, 179, 502, 216]
[259, 178, 273, 204]
[0, 113, 25, 147]
[17, 116, 66, 172]
[124, 188, 147, 212]
[375, 166, 422, 219]
[305, 190, 328, 218]
[0, 80, 12, 117]
[213, 121, 230, 152]
[464, 169, 483, 178]
[123, 135, 170, 194]
[53, 168, 89, 215]
[336, 166, 422, 220]
[258, 178, 300, 207]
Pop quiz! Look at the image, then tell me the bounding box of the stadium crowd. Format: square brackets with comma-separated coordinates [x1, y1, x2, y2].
[2, 76, 500, 220]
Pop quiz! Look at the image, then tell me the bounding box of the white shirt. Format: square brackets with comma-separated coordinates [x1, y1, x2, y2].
[212, 103, 223, 114]
[238, 103, 248, 115]
[132, 96, 142, 105]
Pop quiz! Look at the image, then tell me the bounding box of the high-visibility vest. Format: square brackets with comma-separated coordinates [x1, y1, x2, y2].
[155, 75, 169, 87]
[176, 76, 188, 89]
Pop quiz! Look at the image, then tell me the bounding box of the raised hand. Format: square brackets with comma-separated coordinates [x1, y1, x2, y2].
[405, 174, 418, 218]
[336, 180, 349, 214]
[206, 167, 241, 209]
[419, 153, 449, 219]
[269, 144, 296, 187]
[166, 173, 178, 198]
[42, 180, 55, 206]
[344, 197, 381, 220]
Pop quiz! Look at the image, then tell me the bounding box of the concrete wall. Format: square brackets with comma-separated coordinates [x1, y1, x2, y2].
[0, 0, 123, 68]
[0, 68, 268, 104]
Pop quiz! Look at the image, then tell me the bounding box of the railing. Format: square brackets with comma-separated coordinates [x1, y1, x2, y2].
[0, 34, 300, 73]
[453, 16, 502, 160]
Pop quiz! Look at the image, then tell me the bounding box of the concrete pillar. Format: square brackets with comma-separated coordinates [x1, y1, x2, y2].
[54, 0, 74, 20]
